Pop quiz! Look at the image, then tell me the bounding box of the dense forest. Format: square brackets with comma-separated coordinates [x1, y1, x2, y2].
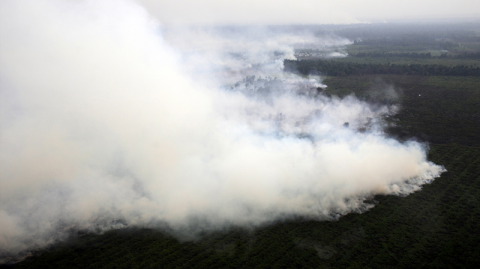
[284, 59, 480, 76]
[4, 22, 480, 269]
[351, 52, 480, 59]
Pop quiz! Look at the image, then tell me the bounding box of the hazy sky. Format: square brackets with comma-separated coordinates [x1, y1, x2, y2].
[138, 0, 480, 25]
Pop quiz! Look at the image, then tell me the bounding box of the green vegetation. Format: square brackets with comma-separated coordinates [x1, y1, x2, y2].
[351, 52, 480, 59]
[323, 75, 480, 147]
[322, 56, 480, 68]
[285, 59, 480, 76]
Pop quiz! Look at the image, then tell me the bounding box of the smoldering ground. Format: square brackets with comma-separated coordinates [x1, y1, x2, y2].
[0, 0, 445, 258]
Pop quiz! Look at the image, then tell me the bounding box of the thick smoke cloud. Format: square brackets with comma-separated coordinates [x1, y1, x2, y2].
[0, 0, 444, 258]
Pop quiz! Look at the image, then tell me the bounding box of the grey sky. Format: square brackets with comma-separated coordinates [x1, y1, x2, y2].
[138, 0, 480, 25]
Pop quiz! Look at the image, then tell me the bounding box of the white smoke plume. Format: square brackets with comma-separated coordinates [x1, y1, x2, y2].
[161, 25, 352, 87]
[0, 0, 444, 257]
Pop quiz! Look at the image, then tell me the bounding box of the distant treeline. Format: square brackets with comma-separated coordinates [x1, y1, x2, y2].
[448, 52, 480, 59]
[284, 59, 480, 77]
[352, 52, 480, 59]
[353, 39, 460, 50]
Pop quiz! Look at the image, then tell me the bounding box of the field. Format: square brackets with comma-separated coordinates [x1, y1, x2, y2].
[6, 23, 480, 268]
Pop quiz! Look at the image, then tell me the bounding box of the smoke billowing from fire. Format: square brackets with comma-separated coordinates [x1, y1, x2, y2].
[0, 0, 444, 256]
